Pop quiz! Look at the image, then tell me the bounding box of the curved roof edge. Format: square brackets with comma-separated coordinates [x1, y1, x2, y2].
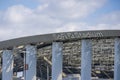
[0, 30, 120, 49]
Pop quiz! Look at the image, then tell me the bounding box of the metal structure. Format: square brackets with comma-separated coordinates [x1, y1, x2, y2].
[0, 30, 120, 80]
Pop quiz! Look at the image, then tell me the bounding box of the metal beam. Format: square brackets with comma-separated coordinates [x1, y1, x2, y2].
[43, 56, 66, 77]
[0, 30, 120, 49]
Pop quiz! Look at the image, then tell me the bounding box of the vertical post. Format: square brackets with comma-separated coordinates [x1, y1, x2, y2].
[24, 52, 26, 80]
[24, 45, 36, 80]
[52, 42, 63, 80]
[47, 65, 49, 80]
[114, 38, 120, 80]
[2, 50, 13, 80]
[81, 39, 92, 80]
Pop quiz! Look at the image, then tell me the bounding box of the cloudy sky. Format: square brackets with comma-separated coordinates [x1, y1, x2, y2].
[0, 0, 120, 41]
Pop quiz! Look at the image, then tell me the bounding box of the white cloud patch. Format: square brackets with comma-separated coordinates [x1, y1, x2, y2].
[38, 0, 107, 19]
[56, 22, 120, 32]
[100, 11, 120, 24]
[3, 5, 32, 23]
[0, 5, 62, 41]
[36, 3, 49, 11]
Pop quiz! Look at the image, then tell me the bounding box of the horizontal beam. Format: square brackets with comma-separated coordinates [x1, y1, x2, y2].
[0, 30, 120, 49]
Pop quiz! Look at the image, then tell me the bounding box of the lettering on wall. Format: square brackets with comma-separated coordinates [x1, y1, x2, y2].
[53, 32, 103, 40]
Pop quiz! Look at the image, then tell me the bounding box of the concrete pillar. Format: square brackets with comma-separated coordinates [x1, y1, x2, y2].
[114, 38, 120, 80]
[24, 45, 37, 80]
[52, 42, 63, 80]
[2, 50, 13, 80]
[81, 39, 92, 80]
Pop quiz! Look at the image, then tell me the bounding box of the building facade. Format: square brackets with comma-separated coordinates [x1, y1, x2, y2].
[0, 30, 120, 80]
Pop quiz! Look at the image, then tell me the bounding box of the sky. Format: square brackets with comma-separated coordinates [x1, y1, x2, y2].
[0, 0, 120, 41]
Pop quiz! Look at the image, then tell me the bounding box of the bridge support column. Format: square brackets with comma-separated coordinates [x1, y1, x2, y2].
[24, 45, 37, 80]
[2, 50, 13, 80]
[52, 42, 63, 80]
[81, 39, 92, 80]
[114, 38, 120, 80]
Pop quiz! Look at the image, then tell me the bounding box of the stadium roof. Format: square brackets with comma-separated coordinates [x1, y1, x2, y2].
[0, 30, 120, 79]
[0, 30, 120, 49]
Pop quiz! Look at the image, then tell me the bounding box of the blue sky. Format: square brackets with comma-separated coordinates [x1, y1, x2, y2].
[0, 0, 120, 41]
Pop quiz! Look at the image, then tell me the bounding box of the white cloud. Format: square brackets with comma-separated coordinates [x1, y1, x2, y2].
[100, 11, 120, 24]
[56, 22, 120, 32]
[0, 5, 62, 41]
[36, 3, 49, 11]
[38, 0, 107, 19]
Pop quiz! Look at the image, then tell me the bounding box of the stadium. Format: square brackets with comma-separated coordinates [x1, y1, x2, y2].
[0, 30, 120, 80]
